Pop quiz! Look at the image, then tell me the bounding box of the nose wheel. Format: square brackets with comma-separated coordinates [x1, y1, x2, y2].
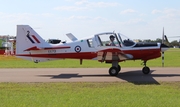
[142, 66, 150, 74]
[142, 61, 150, 74]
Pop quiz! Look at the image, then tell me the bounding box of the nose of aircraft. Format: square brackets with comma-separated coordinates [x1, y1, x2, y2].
[161, 44, 169, 52]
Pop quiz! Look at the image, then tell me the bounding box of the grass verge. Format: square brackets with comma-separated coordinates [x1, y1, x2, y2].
[0, 82, 180, 107]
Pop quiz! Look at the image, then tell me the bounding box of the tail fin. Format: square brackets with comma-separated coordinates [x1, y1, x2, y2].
[66, 33, 78, 41]
[16, 25, 49, 55]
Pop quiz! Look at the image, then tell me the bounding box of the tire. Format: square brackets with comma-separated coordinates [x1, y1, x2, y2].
[118, 65, 121, 72]
[142, 67, 150, 74]
[109, 67, 119, 76]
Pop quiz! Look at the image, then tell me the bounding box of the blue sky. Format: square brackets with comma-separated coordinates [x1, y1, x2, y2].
[0, 0, 180, 41]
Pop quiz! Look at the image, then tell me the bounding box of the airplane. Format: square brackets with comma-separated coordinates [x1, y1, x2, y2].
[16, 25, 169, 76]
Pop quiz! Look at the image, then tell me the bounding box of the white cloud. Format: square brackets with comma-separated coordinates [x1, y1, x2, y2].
[40, 13, 54, 17]
[85, 2, 119, 8]
[152, 8, 180, 17]
[53, 6, 88, 11]
[163, 8, 180, 18]
[0, 13, 34, 23]
[75, 0, 119, 7]
[68, 15, 91, 20]
[123, 18, 145, 25]
[65, 0, 74, 1]
[120, 9, 137, 14]
[75, 0, 88, 5]
[152, 9, 162, 14]
[66, 15, 107, 22]
[163, 8, 178, 14]
[54, 1, 119, 11]
[139, 13, 147, 17]
[152, 8, 180, 21]
[0, 12, 56, 34]
[93, 16, 107, 21]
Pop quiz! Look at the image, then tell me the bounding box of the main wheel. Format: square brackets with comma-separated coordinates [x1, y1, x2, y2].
[109, 67, 119, 76]
[118, 65, 121, 72]
[142, 67, 150, 74]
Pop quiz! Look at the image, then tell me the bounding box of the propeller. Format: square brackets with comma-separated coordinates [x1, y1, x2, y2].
[162, 27, 165, 67]
[161, 27, 169, 67]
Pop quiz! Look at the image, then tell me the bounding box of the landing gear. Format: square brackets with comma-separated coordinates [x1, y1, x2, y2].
[142, 61, 150, 74]
[108, 61, 121, 76]
[117, 65, 121, 72]
[142, 67, 150, 74]
[109, 67, 119, 76]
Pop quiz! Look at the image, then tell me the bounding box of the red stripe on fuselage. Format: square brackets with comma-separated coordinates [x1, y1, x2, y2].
[123, 48, 161, 60]
[17, 48, 161, 61]
[32, 35, 40, 43]
[16, 52, 98, 59]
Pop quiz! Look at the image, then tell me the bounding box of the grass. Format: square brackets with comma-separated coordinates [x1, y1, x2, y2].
[0, 82, 180, 107]
[0, 48, 180, 68]
[0, 56, 111, 68]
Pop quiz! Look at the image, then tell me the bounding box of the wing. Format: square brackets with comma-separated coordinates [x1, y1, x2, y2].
[97, 48, 133, 62]
[24, 46, 70, 51]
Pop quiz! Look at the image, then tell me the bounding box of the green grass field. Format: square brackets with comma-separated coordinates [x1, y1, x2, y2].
[0, 48, 180, 107]
[0, 48, 180, 68]
[0, 82, 180, 107]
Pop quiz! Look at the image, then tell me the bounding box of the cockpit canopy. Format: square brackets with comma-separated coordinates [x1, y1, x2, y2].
[47, 39, 61, 44]
[118, 33, 135, 46]
[95, 32, 135, 47]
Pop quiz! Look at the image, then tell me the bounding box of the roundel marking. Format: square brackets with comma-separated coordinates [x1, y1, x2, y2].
[74, 45, 81, 53]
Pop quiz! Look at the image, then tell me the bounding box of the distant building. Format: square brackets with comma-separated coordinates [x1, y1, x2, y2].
[0, 35, 16, 55]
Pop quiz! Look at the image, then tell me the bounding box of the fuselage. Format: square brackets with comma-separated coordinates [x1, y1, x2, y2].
[16, 32, 168, 63]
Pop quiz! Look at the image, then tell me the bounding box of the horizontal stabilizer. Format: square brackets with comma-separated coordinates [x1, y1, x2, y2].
[24, 46, 40, 51]
[66, 33, 78, 41]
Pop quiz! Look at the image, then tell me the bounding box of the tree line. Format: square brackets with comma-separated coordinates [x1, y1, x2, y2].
[136, 38, 180, 48]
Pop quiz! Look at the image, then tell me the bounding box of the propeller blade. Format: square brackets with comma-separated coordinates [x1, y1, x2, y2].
[161, 27, 170, 67]
[161, 27, 165, 67]
[162, 27, 170, 45]
[162, 27, 164, 44]
[162, 52, 164, 67]
[164, 35, 170, 45]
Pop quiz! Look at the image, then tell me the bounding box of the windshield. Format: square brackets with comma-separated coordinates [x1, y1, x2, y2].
[117, 33, 135, 47]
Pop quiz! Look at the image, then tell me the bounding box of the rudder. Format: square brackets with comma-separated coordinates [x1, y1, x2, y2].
[16, 25, 49, 55]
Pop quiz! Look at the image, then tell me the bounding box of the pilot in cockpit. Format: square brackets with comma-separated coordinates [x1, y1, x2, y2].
[109, 35, 116, 46]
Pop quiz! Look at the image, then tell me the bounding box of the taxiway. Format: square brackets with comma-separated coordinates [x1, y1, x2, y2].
[0, 68, 180, 84]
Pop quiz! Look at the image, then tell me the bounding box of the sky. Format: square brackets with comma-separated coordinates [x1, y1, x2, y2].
[0, 0, 180, 42]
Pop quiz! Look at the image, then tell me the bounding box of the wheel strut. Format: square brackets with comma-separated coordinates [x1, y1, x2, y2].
[142, 60, 150, 74]
[142, 60, 147, 67]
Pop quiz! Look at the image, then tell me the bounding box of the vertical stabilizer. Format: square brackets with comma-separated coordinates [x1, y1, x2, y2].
[16, 25, 49, 55]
